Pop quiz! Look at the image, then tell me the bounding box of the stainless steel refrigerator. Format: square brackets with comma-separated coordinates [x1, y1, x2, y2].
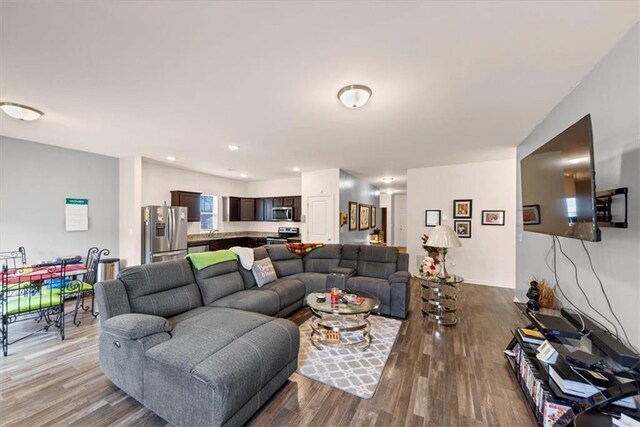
[142, 205, 188, 264]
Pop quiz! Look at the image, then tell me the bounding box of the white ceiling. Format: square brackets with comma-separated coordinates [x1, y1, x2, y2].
[1, 1, 638, 193]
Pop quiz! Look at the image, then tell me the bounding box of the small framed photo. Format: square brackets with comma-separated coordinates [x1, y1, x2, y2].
[454, 220, 472, 238]
[425, 210, 441, 227]
[453, 199, 472, 218]
[523, 204, 540, 225]
[371, 206, 377, 228]
[349, 202, 358, 231]
[340, 212, 348, 226]
[358, 204, 370, 230]
[482, 210, 505, 226]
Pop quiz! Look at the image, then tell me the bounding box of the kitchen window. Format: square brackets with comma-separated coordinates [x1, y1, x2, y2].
[200, 194, 218, 231]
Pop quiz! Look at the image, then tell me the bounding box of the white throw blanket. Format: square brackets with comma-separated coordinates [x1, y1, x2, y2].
[229, 246, 254, 270]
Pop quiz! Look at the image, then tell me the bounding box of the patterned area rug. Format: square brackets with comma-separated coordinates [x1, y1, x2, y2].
[297, 315, 402, 399]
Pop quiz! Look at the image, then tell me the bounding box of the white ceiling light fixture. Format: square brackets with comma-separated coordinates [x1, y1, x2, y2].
[0, 102, 44, 121]
[228, 145, 240, 151]
[240, 173, 247, 178]
[337, 84, 372, 109]
[385, 189, 394, 194]
[381, 177, 394, 183]
[293, 167, 301, 172]
[166, 156, 177, 161]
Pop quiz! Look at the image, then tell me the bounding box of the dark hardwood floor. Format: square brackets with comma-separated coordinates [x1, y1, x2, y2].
[0, 280, 536, 426]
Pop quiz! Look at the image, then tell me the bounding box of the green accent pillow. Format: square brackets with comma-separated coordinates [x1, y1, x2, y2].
[186, 250, 238, 270]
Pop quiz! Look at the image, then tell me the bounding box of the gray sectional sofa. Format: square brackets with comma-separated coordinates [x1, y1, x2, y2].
[94, 244, 409, 426]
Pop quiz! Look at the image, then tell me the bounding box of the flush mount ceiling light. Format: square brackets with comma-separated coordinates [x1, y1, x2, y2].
[228, 145, 240, 151]
[0, 102, 44, 121]
[240, 173, 247, 178]
[337, 84, 372, 109]
[166, 156, 177, 161]
[293, 167, 301, 172]
[381, 177, 394, 183]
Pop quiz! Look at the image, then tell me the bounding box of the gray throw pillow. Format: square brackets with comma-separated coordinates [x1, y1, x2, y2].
[252, 257, 277, 287]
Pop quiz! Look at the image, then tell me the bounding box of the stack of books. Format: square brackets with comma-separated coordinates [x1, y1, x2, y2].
[512, 344, 572, 426]
[549, 359, 637, 410]
[518, 328, 545, 346]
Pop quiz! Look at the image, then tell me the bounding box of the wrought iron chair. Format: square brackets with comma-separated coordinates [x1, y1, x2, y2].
[55, 247, 108, 326]
[0, 247, 27, 269]
[1, 261, 67, 356]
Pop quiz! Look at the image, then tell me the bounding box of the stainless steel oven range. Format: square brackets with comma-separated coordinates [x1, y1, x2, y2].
[266, 227, 300, 245]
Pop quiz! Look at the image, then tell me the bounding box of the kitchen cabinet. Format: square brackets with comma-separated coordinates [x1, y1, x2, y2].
[171, 191, 201, 222]
[240, 198, 255, 221]
[255, 198, 274, 222]
[229, 197, 241, 221]
[228, 197, 256, 222]
[293, 196, 302, 222]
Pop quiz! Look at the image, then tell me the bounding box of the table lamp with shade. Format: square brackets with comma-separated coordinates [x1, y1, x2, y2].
[425, 225, 462, 279]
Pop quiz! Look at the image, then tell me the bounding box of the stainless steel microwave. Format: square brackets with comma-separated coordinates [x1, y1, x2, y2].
[272, 207, 293, 221]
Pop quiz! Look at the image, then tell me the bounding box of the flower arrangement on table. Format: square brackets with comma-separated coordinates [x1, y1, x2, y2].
[419, 234, 440, 276]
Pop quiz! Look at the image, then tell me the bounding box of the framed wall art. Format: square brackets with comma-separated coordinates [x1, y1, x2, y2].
[481, 210, 505, 226]
[359, 204, 370, 230]
[425, 210, 441, 227]
[371, 206, 377, 228]
[454, 220, 471, 238]
[522, 204, 540, 225]
[349, 201, 358, 231]
[453, 199, 472, 218]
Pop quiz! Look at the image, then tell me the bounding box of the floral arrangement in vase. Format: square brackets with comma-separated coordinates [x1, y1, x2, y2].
[419, 256, 439, 276]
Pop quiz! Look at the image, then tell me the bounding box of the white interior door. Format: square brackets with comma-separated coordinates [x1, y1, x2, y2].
[394, 194, 407, 247]
[307, 195, 334, 243]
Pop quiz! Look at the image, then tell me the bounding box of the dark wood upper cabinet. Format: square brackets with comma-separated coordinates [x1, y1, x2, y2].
[171, 191, 201, 222]
[240, 198, 255, 221]
[255, 198, 265, 221]
[272, 197, 284, 207]
[293, 196, 302, 222]
[264, 197, 273, 221]
[229, 197, 241, 221]
[282, 197, 294, 206]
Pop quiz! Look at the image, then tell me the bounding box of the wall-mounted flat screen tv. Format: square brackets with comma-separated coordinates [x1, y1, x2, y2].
[521, 114, 601, 242]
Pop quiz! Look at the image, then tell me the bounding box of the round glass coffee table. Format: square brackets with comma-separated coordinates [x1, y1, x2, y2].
[305, 289, 380, 350]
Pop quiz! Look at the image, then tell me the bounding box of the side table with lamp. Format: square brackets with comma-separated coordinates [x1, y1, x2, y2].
[416, 225, 464, 325]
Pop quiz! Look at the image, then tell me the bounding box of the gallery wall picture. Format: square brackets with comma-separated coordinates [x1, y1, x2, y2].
[359, 204, 370, 230]
[453, 199, 472, 218]
[425, 210, 441, 227]
[522, 205, 540, 225]
[454, 220, 471, 238]
[481, 210, 505, 226]
[371, 206, 377, 228]
[349, 201, 358, 231]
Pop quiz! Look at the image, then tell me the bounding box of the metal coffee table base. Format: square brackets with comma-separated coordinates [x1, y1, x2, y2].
[309, 309, 372, 350]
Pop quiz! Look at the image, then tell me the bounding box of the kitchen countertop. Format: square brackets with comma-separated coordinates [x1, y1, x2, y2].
[187, 231, 273, 243]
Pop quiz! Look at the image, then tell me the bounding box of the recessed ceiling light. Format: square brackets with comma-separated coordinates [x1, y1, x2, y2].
[293, 167, 301, 172]
[0, 102, 44, 121]
[381, 177, 394, 183]
[385, 189, 394, 194]
[337, 84, 372, 109]
[166, 156, 177, 161]
[240, 173, 247, 178]
[228, 145, 240, 151]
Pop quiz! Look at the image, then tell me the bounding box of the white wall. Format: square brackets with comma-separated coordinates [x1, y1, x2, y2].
[119, 156, 142, 267]
[0, 136, 119, 263]
[407, 158, 517, 287]
[516, 24, 640, 349]
[301, 169, 340, 243]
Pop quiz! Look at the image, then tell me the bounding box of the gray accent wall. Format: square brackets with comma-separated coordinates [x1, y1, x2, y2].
[339, 170, 380, 245]
[0, 136, 119, 263]
[516, 24, 639, 349]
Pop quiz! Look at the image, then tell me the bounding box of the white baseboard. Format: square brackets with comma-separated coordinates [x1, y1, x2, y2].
[462, 278, 515, 289]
